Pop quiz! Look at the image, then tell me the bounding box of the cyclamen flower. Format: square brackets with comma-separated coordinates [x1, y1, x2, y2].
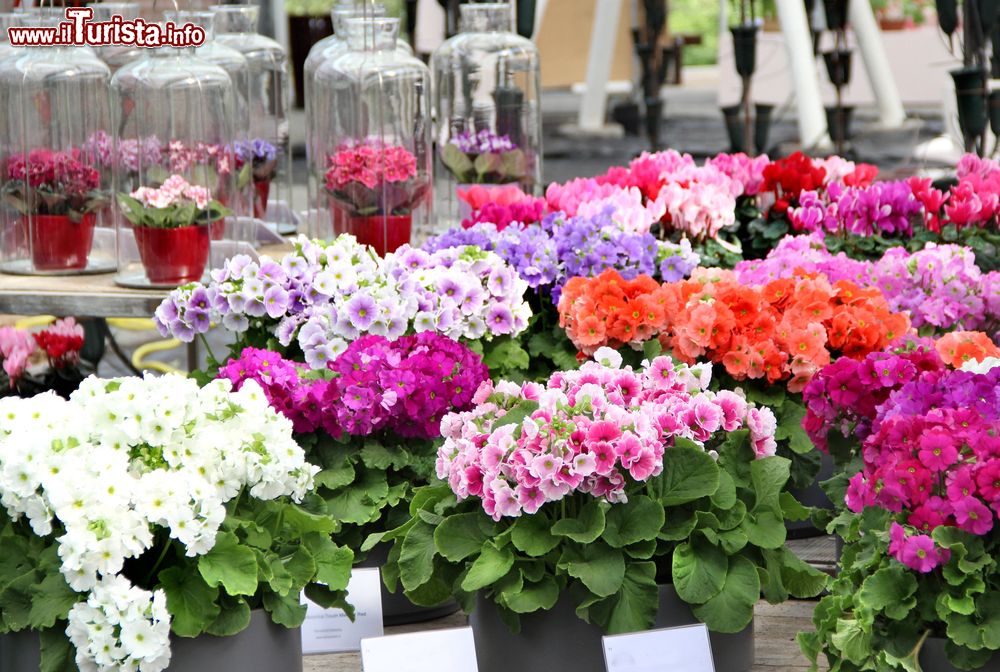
[436, 352, 777, 520]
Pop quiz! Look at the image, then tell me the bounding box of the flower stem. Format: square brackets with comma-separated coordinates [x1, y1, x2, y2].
[143, 540, 173, 587]
[199, 333, 218, 366]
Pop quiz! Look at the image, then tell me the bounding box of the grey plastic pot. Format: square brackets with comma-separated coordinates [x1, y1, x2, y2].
[787, 450, 835, 538]
[920, 637, 1000, 671]
[0, 610, 301, 672]
[360, 542, 460, 626]
[470, 584, 754, 672]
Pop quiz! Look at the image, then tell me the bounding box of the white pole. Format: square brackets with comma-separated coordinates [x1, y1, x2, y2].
[578, 0, 624, 131]
[774, 0, 832, 150]
[849, 0, 906, 128]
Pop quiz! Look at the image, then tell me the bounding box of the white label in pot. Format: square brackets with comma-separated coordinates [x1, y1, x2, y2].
[301, 568, 384, 654]
[602, 624, 716, 672]
[361, 627, 479, 672]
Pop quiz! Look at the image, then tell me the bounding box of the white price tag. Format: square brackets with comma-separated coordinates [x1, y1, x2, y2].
[602, 624, 716, 672]
[301, 568, 384, 654]
[360, 627, 479, 672]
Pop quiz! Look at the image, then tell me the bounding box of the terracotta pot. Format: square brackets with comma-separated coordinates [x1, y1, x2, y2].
[24, 212, 96, 271]
[0, 610, 302, 672]
[254, 178, 272, 220]
[359, 543, 460, 626]
[329, 205, 412, 255]
[469, 584, 755, 672]
[134, 224, 210, 286]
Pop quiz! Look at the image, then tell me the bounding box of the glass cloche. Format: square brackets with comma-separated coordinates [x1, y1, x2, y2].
[0, 24, 114, 275]
[211, 4, 294, 232]
[0, 13, 20, 64]
[431, 1, 542, 228]
[111, 46, 240, 288]
[91, 3, 146, 74]
[309, 17, 432, 250]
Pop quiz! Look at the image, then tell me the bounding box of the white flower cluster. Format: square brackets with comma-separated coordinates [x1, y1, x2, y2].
[0, 374, 318, 672]
[962, 356, 1000, 374]
[67, 576, 170, 672]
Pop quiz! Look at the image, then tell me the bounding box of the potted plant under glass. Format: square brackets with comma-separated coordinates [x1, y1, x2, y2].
[118, 175, 231, 287]
[376, 349, 827, 672]
[323, 140, 429, 255]
[235, 139, 279, 220]
[0, 374, 353, 672]
[0, 318, 89, 399]
[801, 357, 1000, 672]
[2, 149, 109, 272]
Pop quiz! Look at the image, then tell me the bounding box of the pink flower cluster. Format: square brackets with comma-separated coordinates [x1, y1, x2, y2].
[218, 348, 339, 436]
[0, 327, 36, 386]
[6, 149, 100, 195]
[459, 184, 546, 230]
[165, 140, 233, 176]
[908, 155, 1000, 232]
[845, 363, 1000, 572]
[131, 175, 211, 209]
[0, 318, 84, 388]
[706, 152, 770, 197]
[436, 350, 777, 520]
[324, 141, 417, 191]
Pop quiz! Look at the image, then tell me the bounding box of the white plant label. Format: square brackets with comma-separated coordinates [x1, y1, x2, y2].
[301, 568, 384, 654]
[602, 624, 716, 672]
[361, 627, 479, 672]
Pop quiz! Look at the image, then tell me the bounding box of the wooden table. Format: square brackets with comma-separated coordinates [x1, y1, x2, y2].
[0, 243, 293, 319]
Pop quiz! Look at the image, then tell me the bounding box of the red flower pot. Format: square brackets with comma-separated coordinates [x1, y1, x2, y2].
[254, 178, 272, 220]
[328, 205, 411, 255]
[24, 213, 96, 271]
[210, 219, 227, 241]
[133, 224, 210, 286]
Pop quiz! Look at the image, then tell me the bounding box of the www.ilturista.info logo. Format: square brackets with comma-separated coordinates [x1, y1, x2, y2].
[7, 8, 206, 47]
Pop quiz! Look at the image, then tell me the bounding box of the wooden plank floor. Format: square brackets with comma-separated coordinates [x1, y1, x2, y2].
[303, 599, 826, 671]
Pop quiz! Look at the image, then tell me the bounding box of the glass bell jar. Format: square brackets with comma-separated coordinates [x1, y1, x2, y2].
[211, 4, 294, 233]
[310, 17, 432, 252]
[0, 13, 21, 64]
[92, 3, 146, 74]
[431, 1, 542, 228]
[0, 21, 115, 276]
[111, 45, 242, 289]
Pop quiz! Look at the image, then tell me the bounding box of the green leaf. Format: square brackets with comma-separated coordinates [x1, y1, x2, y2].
[29, 574, 81, 630]
[160, 566, 221, 637]
[198, 532, 259, 597]
[583, 561, 660, 635]
[493, 398, 540, 431]
[315, 464, 357, 491]
[643, 339, 663, 360]
[435, 513, 491, 562]
[303, 534, 353, 591]
[602, 495, 665, 548]
[441, 143, 475, 179]
[284, 547, 317, 592]
[263, 591, 308, 628]
[711, 469, 737, 510]
[551, 500, 607, 543]
[399, 520, 438, 592]
[511, 515, 560, 557]
[744, 510, 787, 549]
[775, 401, 813, 454]
[561, 543, 626, 598]
[205, 595, 251, 637]
[859, 564, 918, 620]
[659, 509, 697, 541]
[673, 534, 727, 604]
[830, 618, 872, 665]
[326, 470, 390, 525]
[282, 502, 337, 534]
[750, 456, 791, 514]
[482, 338, 531, 374]
[779, 491, 812, 522]
[504, 577, 559, 614]
[653, 445, 720, 505]
[40, 626, 77, 672]
[691, 556, 760, 633]
[461, 543, 515, 591]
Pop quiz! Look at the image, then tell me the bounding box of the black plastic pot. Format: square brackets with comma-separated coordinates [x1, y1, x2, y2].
[360, 543, 460, 626]
[951, 66, 989, 140]
[288, 14, 333, 108]
[989, 91, 1000, 135]
[823, 49, 853, 87]
[755, 103, 775, 153]
[470, 584, 755, 672]
[722, 104, 747, 153]
[936, 0, 958, 35]
[787, 451, 836, 538]
[825, 105, 856, 144]
[920, 638, 1000, 671]
[731, 24, 759, 78]
[822, 0, 849, 31]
